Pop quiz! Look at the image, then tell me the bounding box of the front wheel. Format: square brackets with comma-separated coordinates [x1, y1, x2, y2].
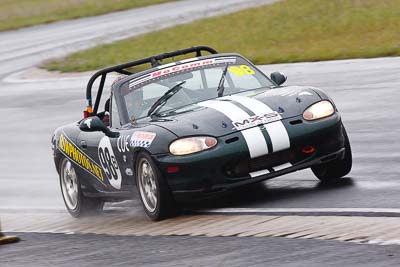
[59, 157, 104, 217]
[136, 152, 177, 221]
[311, 125, 352, 183]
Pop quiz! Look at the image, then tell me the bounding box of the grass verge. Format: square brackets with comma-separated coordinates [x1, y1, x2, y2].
[44, 0, 400, 72]
[0, 0, 176, 32]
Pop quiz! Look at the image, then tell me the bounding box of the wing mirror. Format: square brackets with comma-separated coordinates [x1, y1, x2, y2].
[79, 117, 119, 138]
[270, 71, 287, 86]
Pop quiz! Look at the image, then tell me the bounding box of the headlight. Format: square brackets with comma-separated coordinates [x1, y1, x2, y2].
[303, 100, 335, 121]
[169, 136, 217, 156]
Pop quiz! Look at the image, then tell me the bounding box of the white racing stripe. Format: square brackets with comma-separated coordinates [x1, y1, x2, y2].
[272, 162, 292, 171]
[249, 169, 270, 178]
[227, 95, 290, 152]
[249, 163, 292, 178]
[198, 100, 269, 158]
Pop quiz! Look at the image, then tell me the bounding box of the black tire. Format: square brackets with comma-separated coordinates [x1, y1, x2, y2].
[311, 125, 352, 183]
[135, 152, 177, 221]
[59, 157, 104, 218]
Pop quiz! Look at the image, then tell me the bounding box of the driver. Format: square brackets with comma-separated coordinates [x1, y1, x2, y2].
[125, 89, 144, 124]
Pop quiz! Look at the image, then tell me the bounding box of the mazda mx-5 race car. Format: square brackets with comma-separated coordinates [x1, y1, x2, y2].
[51, 46, 352, 221]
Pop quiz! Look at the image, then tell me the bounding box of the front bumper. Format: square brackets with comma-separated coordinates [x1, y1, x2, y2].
[154, 113, 345, 198]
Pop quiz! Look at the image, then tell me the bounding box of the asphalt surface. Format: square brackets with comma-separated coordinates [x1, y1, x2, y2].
[1, 232, 400, 267]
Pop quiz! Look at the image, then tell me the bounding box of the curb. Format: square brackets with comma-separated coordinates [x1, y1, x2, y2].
[2, 212, 400, 245]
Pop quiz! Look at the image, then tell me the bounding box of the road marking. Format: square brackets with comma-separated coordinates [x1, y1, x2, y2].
[194, 207, 400, 217]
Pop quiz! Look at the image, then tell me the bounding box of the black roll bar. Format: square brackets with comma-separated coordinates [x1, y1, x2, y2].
[85, 46, 218, 116]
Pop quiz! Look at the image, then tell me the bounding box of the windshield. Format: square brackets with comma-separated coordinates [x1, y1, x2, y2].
[120, 56, 274, 122]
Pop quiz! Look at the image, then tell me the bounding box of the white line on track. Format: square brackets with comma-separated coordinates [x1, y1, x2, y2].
[196, 208, 400, 216]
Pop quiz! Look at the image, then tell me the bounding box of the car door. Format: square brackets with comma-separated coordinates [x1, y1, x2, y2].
[77, 94, 126, 191]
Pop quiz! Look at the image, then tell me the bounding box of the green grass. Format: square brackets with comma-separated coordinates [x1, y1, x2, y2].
[44, 0, 400, 72]
[0, 0, 176, 32]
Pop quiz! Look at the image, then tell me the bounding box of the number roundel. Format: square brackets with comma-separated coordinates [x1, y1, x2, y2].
[98, 136, 122, 189]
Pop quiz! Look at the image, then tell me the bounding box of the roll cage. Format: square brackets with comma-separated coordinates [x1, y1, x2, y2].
[84, 46, 218, 118]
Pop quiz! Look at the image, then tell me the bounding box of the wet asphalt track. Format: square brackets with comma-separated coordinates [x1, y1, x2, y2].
[0, 0, 400, 222]
[2, 232, 400, 267]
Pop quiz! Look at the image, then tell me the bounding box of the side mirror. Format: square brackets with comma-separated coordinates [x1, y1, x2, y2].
[270, 71, 287, 86]
[79, 117, 119, 138]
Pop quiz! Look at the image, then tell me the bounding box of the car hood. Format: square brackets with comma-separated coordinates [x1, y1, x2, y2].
[151, 86, 322, 137]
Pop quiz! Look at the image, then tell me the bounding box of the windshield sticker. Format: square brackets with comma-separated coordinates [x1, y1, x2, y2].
[229, 65, 255, 77]
[150, 58, 216, 79]
[130, 131, 156, 148]
[232, 111, 282, 131]
[58, 133, 105, 183]
[128, 57, 237, 89]
[98, 136, 122, 190]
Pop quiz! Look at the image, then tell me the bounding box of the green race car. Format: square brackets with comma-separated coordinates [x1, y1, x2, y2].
[52, 46, 352, 221]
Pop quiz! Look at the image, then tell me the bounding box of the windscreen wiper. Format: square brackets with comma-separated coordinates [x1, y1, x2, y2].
[147, 81, 186, 117]
[217, 65, 229, 97]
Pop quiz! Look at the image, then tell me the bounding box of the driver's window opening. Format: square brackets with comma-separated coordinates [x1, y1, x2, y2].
[94, 74, 126, 126]
[111, 94, 121, 128]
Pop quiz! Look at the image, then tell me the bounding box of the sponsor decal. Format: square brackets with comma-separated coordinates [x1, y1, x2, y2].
[128, 57, 237, 89]
[130, 131, 156, 148]
[84, 118, 92, 129]
[117, 135, 130, 153]
[125, 168, 133, 176]
[98, 137, 122, 190]
[58, 133, 104, 182]
[229, 65, 255, 77]
[150, 58, 216, 79]
[232, 111, 282, 131]
[117, 132, 156, 152]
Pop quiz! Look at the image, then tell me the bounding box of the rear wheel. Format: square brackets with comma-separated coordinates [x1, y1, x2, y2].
[312, 125, 352, 183]
[59, 157, 104, 217]
[136, 152, 177, 221]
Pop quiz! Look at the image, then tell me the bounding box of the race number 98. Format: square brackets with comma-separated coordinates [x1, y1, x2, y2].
[98, 136, 122, 189]
[99, 147, 118, 180]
